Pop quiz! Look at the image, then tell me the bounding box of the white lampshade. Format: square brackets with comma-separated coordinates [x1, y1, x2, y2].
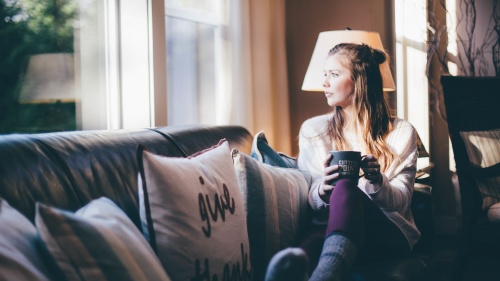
[302, 30, 396, 92]
[19, 53, 75, 103]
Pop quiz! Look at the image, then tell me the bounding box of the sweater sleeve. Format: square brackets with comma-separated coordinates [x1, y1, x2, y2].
[361, 120, 418, 212]
[297, 116, 331, 212]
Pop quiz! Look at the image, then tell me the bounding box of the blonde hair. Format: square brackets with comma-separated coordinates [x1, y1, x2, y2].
[326, 43, 395, 171]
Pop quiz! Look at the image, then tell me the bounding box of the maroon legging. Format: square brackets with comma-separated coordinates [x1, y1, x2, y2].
[300, 179, 411, 273]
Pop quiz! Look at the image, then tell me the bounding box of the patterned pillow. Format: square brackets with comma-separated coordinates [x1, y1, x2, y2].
[232, 149, 312, 281]
[250, 131, 298, 168]
[0, 198, 52, 281]
[36, 197, 171, 281]
[460, 129, 500, 209]
[137, 140, 252, 281]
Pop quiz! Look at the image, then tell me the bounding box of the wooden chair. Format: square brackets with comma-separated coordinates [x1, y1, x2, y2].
[441, 76, 500, 280]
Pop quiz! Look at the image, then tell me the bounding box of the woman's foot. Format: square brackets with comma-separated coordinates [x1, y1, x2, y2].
[309, 233, 357, 281]
[264, 247, 309, 281]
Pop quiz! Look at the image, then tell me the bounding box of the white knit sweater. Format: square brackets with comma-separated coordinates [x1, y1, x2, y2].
[297, 114, 421, 249]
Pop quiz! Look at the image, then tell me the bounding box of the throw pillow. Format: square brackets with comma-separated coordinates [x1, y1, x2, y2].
[36, 197, 171, 281]
[137, 140, 252, 281]
[232, 149, 312, 281]
[460, 129, 500, 209]
[487, 202, 500, 223]
[250, 131, 298, 168]
[0, 198, 52, 281]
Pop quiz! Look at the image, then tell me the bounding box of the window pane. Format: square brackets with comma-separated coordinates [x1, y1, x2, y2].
[396, 42, 405, 118]
[166, 16, 216, 125]
[395, 0, 429, 157]
[396, 0, 427, 42]
[0, 0, 78, 133]
[406, 47, 429, 153]
[165, 0, 216, 13]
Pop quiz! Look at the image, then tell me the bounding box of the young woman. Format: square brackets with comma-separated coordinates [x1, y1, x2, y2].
[265, 43, 421, 281]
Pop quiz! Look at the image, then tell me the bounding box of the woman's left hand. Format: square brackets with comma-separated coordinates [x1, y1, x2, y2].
[361, 154, 382, 183]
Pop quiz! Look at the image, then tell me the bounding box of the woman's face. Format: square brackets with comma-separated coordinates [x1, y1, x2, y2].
[322, 54, 355, 109]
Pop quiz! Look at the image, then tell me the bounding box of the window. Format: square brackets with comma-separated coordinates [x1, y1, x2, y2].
[0, 0, 79, 133]
[79, 0, 154, 130]
[0, 0, 228, 134]
[165, 0, 223, 125]
[0, 0, 159, 133]
[395, 0, 430, 168]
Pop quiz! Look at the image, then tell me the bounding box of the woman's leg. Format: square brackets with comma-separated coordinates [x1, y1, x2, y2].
[310, 179, 411, 280]
[309, 179, 360, 281]
[266, 179, 411, 281]
[325, 178, 410, 259]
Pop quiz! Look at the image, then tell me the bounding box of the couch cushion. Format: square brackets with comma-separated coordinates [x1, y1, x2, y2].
[0, 198, 52, 281]
[138, 140, 251, 281]
[0, 125, 254, 233]
[232, 149, 312, 281]
[350, 252, 436, 281]
[153, 125, 253, 156]
[36, 197, 170, 281]
[0, 129, 183, 227]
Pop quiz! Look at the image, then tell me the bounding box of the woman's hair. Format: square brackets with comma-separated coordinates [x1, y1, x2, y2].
[326, 43, 395, 171]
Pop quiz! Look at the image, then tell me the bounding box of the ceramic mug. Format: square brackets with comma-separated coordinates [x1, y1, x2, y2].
[328, 150, 363, 185]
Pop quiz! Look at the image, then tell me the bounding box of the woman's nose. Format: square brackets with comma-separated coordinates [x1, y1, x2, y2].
[323, 78, 329, 88]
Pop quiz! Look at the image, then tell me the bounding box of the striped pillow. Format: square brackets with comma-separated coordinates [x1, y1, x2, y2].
[460, 129, 500, 209]
[36, 197, 171, 281]
[0, 198, 52, 281]
[232, 149, 312, 281]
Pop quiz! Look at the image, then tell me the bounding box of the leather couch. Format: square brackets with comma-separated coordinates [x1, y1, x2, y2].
[0, 125, 436, 280]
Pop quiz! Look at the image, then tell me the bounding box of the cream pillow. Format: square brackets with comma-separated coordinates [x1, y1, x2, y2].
[138, 140, 252, 281]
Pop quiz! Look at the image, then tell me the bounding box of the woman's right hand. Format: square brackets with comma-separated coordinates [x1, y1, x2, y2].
[319, 153, 341, 203]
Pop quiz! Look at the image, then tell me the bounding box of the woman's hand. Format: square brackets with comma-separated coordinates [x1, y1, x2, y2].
[318, 153, 341, 203]
[361, 154, 382, 183]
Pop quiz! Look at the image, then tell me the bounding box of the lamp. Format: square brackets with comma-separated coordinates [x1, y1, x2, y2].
[302, 29, 396, 92]
[19, 53, 75, 103]
[17, 53, 76, 132]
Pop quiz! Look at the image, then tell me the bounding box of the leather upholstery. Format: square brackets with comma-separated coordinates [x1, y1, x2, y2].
[0, 126, 252, 228]
[0, 125, 435, 280]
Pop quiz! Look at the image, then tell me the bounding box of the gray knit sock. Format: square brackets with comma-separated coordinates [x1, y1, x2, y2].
[309, 233, 357, 281]
[264, 247, 309, 281]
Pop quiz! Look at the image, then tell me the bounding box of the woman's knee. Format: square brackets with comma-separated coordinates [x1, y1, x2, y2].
[329, 179, 362, 206]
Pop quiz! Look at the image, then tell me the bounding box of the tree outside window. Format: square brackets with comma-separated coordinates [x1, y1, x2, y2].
[0, 0, 77, 133]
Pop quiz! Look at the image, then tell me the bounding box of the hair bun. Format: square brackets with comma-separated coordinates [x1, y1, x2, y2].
[371, 49, 387, 64]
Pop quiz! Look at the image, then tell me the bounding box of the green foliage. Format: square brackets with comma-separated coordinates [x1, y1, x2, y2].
[18, 0, 77, 53]
[0, 0, 30, 131]
[0, 0, 77, 133]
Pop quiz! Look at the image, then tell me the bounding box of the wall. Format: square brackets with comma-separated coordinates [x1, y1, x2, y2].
[285, 0, 395, 157]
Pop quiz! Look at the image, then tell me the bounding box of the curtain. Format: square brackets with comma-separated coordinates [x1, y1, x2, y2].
[219, 0, 292, 154]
